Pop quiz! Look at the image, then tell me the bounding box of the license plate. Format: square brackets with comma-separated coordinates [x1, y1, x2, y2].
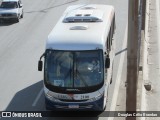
[68, 105, 79, 109]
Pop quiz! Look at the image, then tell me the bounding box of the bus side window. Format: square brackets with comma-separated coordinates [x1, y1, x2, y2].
[107, 28, 112, 51]
[109, 27, 112, 47]
[109, 15, 115, 49]
[111, 20, 113, 41]
[107, 37, 110, 51]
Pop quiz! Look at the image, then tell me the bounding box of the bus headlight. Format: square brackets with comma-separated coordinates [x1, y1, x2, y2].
[45, 91, 60, 103]
[45, 91, 52, 99]
[88, 93, 103, 102]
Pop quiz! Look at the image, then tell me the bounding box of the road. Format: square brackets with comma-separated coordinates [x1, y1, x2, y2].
[0, 0, 128, 120]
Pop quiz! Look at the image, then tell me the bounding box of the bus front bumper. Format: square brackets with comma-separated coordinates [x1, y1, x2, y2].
[45, 96, 105, 111]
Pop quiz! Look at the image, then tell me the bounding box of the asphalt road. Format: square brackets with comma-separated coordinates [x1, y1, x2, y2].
[0, 0, 128, 120]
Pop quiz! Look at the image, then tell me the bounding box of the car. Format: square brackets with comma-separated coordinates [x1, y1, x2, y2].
[0, 0, 23, 22]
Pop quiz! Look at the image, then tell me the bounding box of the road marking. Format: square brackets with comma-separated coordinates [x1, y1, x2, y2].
[32, 88, 43, 107]
[108, 24, 127, 120]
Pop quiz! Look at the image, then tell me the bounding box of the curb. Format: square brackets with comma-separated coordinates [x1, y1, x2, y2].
[140, 0, 150, 119]
[140, 0, 160, 119]
[156, 0, 160, 72]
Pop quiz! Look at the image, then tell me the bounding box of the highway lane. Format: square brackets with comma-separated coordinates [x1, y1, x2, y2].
[0, 0, 128, 119]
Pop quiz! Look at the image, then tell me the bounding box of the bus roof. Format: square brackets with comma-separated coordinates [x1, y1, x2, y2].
[46, 4, 115, 51]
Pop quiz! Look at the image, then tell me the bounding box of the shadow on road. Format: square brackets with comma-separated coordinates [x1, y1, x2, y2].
[115, 48, 127, 56]
[5, 80, 44, 111]
[0, 20, 17, 26]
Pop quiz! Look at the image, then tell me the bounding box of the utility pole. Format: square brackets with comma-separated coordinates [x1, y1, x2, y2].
[126, 0, 139, 120]
[141, 0, 146, 30]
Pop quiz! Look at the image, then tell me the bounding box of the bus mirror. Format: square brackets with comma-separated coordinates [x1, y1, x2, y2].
[105, 58, 110, 68]
[38, 60, 43, 71]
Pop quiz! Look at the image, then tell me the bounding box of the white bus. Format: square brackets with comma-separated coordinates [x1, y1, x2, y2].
[38, 4, 115, 111]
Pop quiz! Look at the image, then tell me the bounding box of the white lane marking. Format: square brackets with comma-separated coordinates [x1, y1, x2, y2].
[108, 24, 127, 120]
[32, 88, 43, 107]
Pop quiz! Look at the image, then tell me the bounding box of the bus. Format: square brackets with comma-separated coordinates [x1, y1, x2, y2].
[38, 4, 115, 111]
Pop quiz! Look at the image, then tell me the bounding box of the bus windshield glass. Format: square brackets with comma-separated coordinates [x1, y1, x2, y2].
[44, 50, 104, 88]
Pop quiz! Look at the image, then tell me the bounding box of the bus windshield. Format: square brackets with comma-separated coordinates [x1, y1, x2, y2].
[44, 50, 104, 89]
